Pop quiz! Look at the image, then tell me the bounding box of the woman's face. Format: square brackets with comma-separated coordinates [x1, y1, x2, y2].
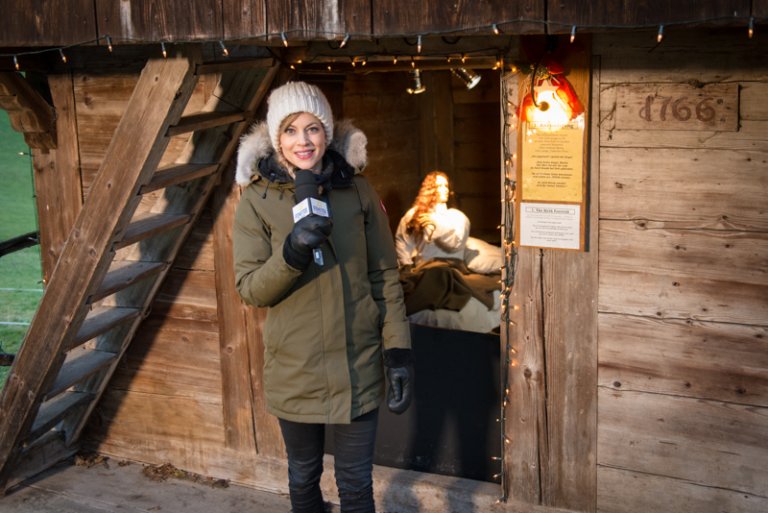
[435, 175, 450, 204]
[279, 112, 327, 173]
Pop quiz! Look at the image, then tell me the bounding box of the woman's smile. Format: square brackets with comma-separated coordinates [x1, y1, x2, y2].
[279, 112, 327, 172]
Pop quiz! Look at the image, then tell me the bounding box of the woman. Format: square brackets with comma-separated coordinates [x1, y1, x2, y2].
[233, 81, 412, 513]
[394, 170, 470, 269]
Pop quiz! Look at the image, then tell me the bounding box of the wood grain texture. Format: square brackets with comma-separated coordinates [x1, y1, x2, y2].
[599, 221, 768, 325]
[600, 147, 768, 231]
[0, 50, 201, 487]
[107, 314, 222, 403]
[595, 30, 768, 84]
[95, 0, 223, 43]
[507, 42, 597, 512]
[223, 0, 266, 39]
[599, 314, 768, 407]
[0, 72, 56, 149]
[32, 74, 83, 282]
[372, 0, 542, 35]
[0, 0, 96, 46]
[246, 307, 286, 458]
[598, 388, 768, 497]
[548, 0, 750, 32]
[266, 0, 370, 42]
[597, 466, 768, 513]
[213, 177, 257, 453]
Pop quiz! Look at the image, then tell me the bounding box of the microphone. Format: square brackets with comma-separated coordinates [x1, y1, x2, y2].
[292, 170, 330, 266]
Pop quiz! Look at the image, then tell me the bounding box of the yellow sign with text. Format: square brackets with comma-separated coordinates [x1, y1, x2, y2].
[521, 120, 584, 203]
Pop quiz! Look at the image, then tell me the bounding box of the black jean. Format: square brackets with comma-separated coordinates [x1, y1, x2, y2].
[278, 409, 379, 513]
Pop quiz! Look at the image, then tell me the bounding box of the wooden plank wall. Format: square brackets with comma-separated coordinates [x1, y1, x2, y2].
[595, 29, 768, 513]
[49, 63, 265, 476]
[0, 1, 759, 47]
[0, 0, 96, 46]
[371, 0, 542, 35]
[548, 0, 751, 32]
[95, 0, 224, 43]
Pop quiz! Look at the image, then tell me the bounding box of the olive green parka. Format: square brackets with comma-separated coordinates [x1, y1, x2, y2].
[232, 121, 411, 424]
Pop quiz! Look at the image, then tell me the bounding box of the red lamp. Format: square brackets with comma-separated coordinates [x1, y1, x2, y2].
[520, 58, 584, 131]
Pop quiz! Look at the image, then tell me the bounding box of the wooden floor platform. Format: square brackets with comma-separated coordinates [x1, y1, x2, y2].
[0, 454, 578, 513]
[1, 457, 292, 513]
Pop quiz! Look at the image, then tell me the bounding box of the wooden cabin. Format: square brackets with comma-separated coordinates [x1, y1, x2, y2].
[0, 2, 766, 512]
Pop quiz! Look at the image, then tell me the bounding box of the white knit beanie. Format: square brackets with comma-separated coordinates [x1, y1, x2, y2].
[266, 81, 334, 152]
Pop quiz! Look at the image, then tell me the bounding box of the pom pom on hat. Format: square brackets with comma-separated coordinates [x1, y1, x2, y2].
[266, 81, 334, 152]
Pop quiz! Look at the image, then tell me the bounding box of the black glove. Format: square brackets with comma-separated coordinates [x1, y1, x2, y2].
[383, 348, 413, 414]
[283, 215, 333, 270]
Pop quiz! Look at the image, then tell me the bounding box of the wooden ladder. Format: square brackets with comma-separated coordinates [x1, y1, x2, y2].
[0, 47, 278, 492]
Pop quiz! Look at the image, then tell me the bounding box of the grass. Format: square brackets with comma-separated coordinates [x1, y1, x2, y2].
[0, 109, 42, 389]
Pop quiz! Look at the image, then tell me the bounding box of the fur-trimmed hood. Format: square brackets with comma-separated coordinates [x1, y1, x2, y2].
[235, 119, 368, 186]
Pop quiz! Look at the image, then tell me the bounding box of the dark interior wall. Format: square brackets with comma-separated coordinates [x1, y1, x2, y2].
[305, 69, 501, 242]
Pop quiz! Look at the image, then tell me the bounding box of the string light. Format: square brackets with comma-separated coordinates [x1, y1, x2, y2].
[58, 48, 67, 63]
[1, 17, 762, 70]
[392, 55, 398, 65]
[13, 55, 19, 70]
[416, 35, 423, 53]
[218, 40, 229, 56]
[160, 42, 167, 58]
[339, 33, 350, 48]
[570, 25, 577, 43]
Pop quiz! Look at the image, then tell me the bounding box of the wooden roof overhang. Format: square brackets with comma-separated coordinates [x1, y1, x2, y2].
[0, 0, 765, 72]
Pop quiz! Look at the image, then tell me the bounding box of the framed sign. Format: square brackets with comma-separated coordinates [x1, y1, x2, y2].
[517, 115, 587, 251]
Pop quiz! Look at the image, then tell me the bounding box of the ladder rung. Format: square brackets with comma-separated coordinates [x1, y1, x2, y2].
[115, 213, 190, 249]
[46, 349, 117, 400]
[73, 306, 141, 346]
[196, 57, 275, 76]
[167, 111, 246, 136]
[90, 261, 167, 303]
[140, 163, 219, 195]
[29, 391, 92, 443]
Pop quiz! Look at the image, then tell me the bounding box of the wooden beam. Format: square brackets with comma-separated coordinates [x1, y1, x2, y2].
[0, 72, 56, 150]
[33, 73, 83, 283]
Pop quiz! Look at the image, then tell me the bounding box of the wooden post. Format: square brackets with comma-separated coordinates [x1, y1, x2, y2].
[33, 73, 83, 282]
[505, 35, 597, 512]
